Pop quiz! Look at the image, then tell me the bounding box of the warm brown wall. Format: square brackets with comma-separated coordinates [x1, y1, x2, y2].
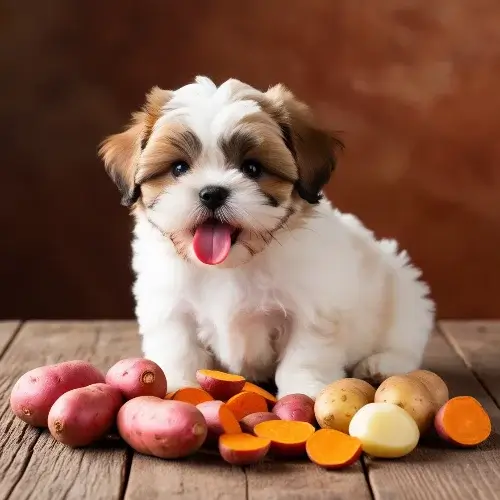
[1, 0, 499, 319]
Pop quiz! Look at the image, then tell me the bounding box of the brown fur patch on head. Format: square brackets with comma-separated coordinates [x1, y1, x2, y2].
[137, 124, 202, 208]
[98, 86, 172, 206]
[263, 84, 344, 204]
[219, 113, 297, 206]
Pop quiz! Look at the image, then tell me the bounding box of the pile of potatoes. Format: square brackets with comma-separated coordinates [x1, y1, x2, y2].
[10, 361, 492, 469]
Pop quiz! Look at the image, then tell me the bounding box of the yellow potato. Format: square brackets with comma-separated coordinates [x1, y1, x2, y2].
[374, 375, 435, 433]
[314, 380, 373, 433]
[348, 402, 420, 458]
[406, 370, 449, 411]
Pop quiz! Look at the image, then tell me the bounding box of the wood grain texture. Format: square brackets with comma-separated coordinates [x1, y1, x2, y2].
[366, 330, 500, 500]
[440, 320, 500, 408]
[125, 452, 247, 500]
[245, 461, 372, 500]
[0, 321, 140, 500]
[0, 321, 20, 358]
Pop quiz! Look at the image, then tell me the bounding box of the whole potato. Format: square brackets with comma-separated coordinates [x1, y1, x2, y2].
[314, 382, 370, 433]
[272, 394, 315, 424]
[48, 383, 123, 447]
[117, 397, 207, 458]
[105, 358, 167, 400]
[407, 370, 449, 411]
[10, 360, 105, 427]
[374, 375, 435, 433]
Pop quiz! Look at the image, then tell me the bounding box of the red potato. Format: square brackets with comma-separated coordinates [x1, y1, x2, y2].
[219, 433, 271, 465]
[10, 360, 105, 427]
[196, 369, 246, 400]
[48, 383, 123, 447]
[435, 396, 491, 447]
[105, 358, 167, 400]
[196, 400, 241, 445]
[240, 412, 280, 434]
[272, 394, 315, 424]
[117, 397, 207, 459]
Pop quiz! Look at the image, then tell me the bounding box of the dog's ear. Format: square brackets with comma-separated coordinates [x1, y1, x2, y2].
[98, 87, 172, 207]
[265, 84, 343, 204]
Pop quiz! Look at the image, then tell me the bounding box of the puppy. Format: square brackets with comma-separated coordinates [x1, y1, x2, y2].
[99, 76, 435, 398]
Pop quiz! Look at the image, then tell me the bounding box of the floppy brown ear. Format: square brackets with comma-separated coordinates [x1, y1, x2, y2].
[98, 87, 172, 207]
[265, 84, 343, 204]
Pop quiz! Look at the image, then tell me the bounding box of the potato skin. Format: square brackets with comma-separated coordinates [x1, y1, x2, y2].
[272, 394, 315, 424]
[10, 360, 105, 427]
[374, 375, 435, 433]
[240, 412, 280, 434]
[105, 358, 167, 400]
[117, 397, 207, 458]
[407, 370, 449, 410]
[314, 383, 370, 433]
[48, 383, 123, 447]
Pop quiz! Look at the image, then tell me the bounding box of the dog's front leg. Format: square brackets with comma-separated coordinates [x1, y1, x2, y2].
[275, 323, 346, 399]
[140, 316, 213, 393]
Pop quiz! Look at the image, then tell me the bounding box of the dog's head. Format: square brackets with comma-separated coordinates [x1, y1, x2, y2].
[99, 77, 343, 267]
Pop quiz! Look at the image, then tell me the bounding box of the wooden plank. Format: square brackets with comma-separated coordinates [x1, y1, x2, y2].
[246, 460, 372, 499]
[0, 321, 140, 500]
[366, 329, 500, 500]
[440, 320, 500, 407]
[0, 321, 21, 358]
[125, 451, 247, 500]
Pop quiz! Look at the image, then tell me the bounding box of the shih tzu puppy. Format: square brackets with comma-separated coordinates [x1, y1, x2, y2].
[99, 76, 434, 398]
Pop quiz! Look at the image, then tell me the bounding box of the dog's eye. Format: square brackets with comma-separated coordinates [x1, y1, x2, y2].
[241, 159, 262, 179]
[172, 161, 190, 177]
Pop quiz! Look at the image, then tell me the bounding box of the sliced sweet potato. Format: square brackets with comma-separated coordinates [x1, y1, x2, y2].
[226, 392, 268, 420]
[196, 400, 241, 444]
[172, 387, 213, 405]
[242, 382, 277, 405]
[196, 369, 245, 400]
[219, 433, 271, 465]
[254, 419, 315, 457]
[306, 429, 362, 469]
[240, 412, 279, 434]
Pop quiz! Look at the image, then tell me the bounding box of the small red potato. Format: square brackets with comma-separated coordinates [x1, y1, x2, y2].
[219, 433, 271, 465]
[117, 397, 208, 459]
[272, 394, 315, 424]
[48, 383, 123, 447]
[10, 360, 105, 427]
[196, 369, 245, 400]
[240, 412, 280, 434]
[105, 358, 167, 400]
[435, 396, 491, 447]
[196, 400, 241, 445]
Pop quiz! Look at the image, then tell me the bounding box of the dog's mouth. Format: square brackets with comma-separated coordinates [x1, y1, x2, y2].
[192, 218, 241, 265]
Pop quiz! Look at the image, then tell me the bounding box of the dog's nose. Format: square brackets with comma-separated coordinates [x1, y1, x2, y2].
[199, 185, 229, 210]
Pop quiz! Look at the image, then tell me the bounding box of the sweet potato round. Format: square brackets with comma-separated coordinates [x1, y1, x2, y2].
[196, 369, 245, 400]
[306, 429, 362, 469]
[434, 396, 491, 447]
[105, 358, 167, 400]
[117, 397, 207, 458]
[219, 433, 271, 465]
[10, 360, 105, 427]
[374, 375, 435, 434]
[272, 394, 315, 424]
[240, 412, 280, 434]
[48, 383, 123, 447]
[254, 420, 315, 457]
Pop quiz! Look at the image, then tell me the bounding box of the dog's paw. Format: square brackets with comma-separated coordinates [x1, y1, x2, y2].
[352, 352, 421, 385]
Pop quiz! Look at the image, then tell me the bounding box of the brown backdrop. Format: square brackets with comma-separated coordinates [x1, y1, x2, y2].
[1, 0, 499, 320]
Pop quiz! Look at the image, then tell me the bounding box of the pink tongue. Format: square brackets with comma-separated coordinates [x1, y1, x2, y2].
[193, 222, 233, 265]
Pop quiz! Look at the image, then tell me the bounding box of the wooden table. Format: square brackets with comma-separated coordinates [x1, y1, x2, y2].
[0, 320, 499, 500]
